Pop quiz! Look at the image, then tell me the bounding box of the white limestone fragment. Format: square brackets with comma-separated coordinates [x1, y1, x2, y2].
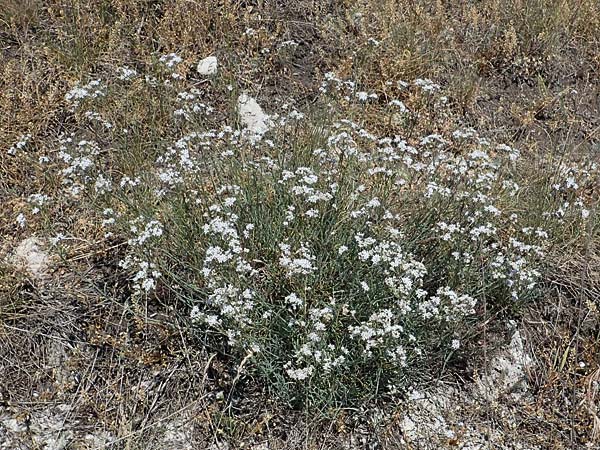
[237, 93, 272, 139]
[12, 237, 50, 278]
[197, 56, 218, 75]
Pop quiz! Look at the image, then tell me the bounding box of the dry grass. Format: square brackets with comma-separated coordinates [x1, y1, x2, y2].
[1, 0, 599, 448]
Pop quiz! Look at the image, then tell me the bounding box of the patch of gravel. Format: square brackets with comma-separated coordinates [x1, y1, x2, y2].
[0, 404, 204, 449]
[0, 404, 74, 450]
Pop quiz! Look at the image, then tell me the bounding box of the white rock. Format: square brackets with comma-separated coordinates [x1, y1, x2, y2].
[12, 237, 50, 278]
[476, 330, 533, 401]
[1, 417, 27, 433]
[237, 93, 273, 138]
[197, 56, 218, 75]
[400, 415, 416, 434]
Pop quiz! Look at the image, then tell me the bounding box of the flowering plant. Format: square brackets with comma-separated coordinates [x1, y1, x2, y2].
[45, 58, 596, 408]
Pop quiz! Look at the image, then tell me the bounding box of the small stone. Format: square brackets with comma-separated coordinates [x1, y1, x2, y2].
[197, 56, 218, 75]
[2, 417, 27, 433]
[12, 237, 50, 278]
[475, 330, 533, 401]
[400, 416, 416, 434]
[237, 93, 272, 138]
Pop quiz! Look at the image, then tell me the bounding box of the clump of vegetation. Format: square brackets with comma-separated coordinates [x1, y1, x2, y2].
[2, 1, 599, 447]
[38, 57, 596, 409]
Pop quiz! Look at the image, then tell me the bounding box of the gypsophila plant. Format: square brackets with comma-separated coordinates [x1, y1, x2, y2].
[43, 55, 598, 409]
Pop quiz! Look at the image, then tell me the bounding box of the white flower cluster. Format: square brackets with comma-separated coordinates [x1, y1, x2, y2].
[57, 136, 102, 196]
[119, 256, 162, 293]
[65, 79, 105, 109]
[153, 127, 245, 196]
[16, 213, 26, 228]
[7, 133, 32, 155]
[101, 208, 117, 238]
[173, 88, 214, 120]
[284, 303, 350, 379]
[127, 217, 164, 246]
[419, 287, 477, 321]
[117, 217, 165, 295]
[547, 162, 598, 221]
[117, 66, 137, 81]
[27, 193, 50, 215]
[349, 309, 408, 364]
[279, 242, 316, 276]
[83, 110, 113, 129]
[159, 52, 183, 68]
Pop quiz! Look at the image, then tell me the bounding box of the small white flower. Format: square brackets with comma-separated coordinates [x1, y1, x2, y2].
[8, 134, 32, 155]
[117, 66, 137, 80]
[159, 53, 183, 68]
[286, 365, 314, 381]
[16, 213, 26, 228]
[285, 293, 303, 308]
[388, 100, 407, 113]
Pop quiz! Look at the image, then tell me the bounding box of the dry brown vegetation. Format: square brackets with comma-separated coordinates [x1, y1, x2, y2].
[1, 1, 599, 448]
